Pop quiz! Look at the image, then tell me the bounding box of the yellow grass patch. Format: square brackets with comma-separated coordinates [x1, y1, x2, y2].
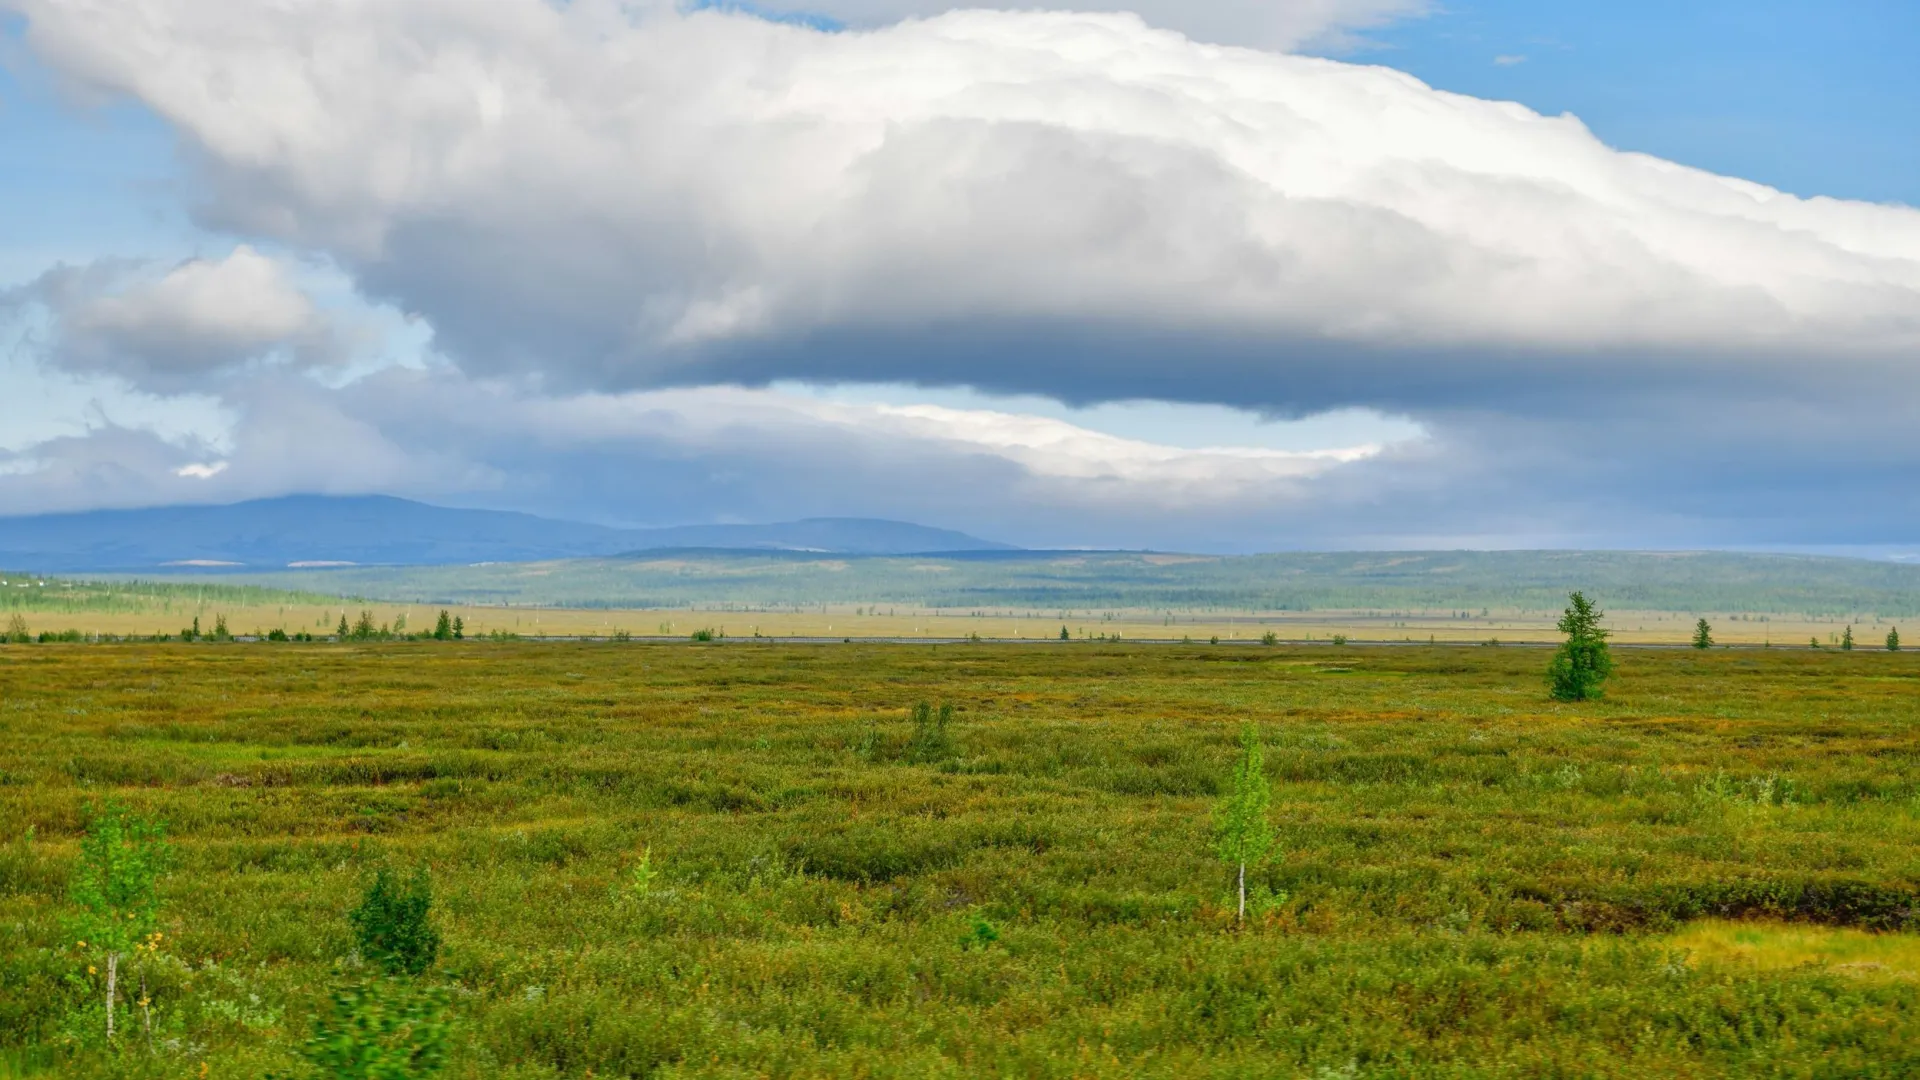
[1664, 920, 1920, 982]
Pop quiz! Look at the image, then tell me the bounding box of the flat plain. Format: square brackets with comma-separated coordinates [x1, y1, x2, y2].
[2, 641, 1918, 1077]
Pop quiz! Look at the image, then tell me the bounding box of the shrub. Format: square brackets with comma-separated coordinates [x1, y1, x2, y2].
[267, 629, 291, 642]
[1260, 632, 1278, 646]
[3, 614, 28, 644]
[349, 868, 441, 977]
[1548, 592, 1613, 702]
[1330, 634, 1348, 646]
[906, 701, 957, 764]
[690, 628, 716, 643]
[288, 978, 450, 1080]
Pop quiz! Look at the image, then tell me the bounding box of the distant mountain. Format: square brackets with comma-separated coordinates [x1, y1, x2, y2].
[615, 518, 1013, 556]
[0, 496, 1015, 571]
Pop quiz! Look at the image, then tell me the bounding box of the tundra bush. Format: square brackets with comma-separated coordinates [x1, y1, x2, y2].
[348, 868, 441, 978]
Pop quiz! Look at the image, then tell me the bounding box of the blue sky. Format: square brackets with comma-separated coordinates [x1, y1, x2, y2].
[1364, 0, 1920, 206]
[0, 1, 1916, 551]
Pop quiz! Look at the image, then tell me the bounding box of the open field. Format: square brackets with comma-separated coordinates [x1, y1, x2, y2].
[0, 593, 1901, 647]
[2, 641, 1918, 1077]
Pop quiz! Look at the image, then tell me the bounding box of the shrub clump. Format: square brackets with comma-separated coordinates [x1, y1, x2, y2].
[905, 701, 957, 764]
[349, 868, 441, 977]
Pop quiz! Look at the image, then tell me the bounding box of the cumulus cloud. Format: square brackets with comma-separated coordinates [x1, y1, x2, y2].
[8, 0, 1915, 415]
[3, 246, 340, 391]
[4, 0, 1919, 547]
[743, 0, 1433, 51]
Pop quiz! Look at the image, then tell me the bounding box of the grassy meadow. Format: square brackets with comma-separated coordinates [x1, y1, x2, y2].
[1, 641, 1917, 1077]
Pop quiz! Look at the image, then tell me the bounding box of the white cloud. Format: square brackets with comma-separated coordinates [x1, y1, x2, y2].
[5, 0, 1920, 547]
[6, 246, 340, 391]
[749, 0, 1433, 51]
[7, 0, 1915, 412]
[0, 367, 1404, 546]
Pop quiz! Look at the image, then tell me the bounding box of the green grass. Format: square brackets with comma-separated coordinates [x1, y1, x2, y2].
[1, 643, 1917, 1077]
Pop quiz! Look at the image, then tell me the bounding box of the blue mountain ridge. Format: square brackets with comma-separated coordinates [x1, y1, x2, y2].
[0, 495, 1016, 571]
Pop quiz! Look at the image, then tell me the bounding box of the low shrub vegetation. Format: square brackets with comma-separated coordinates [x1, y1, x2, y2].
[1, 641, 1917, 1076]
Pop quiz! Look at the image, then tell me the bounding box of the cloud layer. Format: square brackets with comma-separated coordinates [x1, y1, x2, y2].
[1, 1, 1918, 547]
[12, 1, 1917, 408]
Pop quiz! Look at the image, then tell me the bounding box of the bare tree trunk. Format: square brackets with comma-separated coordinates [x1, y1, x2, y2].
[105, 952, 118, 1042]
[1238, 862, 1246, 922]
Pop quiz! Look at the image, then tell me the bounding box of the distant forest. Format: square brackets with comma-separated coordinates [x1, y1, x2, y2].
[118, 550, 1920, 617]
[0, 574, 338, 616]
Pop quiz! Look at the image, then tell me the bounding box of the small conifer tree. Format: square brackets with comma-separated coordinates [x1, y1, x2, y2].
[1842, 625, 1855, 651]
[451, 617, 464, 640]
[1692, 618, 1713, 650]
[1889, 627, 1902, 652]
[1059, 626, 1070, 641]
[433, 611, 453, 641]
[1213, 725, 1275, 923]
[1547, 592, 1613, 701]
[336, 615, 351, 640]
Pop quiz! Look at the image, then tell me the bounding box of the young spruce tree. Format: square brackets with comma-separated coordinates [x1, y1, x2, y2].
[1548, 592, 1613, 701]
[1213, 725, 1275, 923]
[1889, 627, 1902, 652]
[1692, 618, 1713, 650]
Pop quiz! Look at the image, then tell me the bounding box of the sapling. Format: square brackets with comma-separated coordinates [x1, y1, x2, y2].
[1842, 625, 1855, 651]
[1548, 592, 1613, 701]
[1889, 628, 1902, 652]
[69, 803, 172, 1043]
[1692, 619, 1713, 650]
[1213, 725, 1275, 923]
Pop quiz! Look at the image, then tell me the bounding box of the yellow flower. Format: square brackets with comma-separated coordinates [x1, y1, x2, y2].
[76, 940, 86, 948]
[88, 965, 97, 975]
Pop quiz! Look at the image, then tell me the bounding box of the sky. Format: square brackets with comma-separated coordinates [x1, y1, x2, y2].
[0, 0, 1916, 553]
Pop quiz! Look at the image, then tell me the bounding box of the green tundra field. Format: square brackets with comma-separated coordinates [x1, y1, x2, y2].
[2, 641, 1918, 1078]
